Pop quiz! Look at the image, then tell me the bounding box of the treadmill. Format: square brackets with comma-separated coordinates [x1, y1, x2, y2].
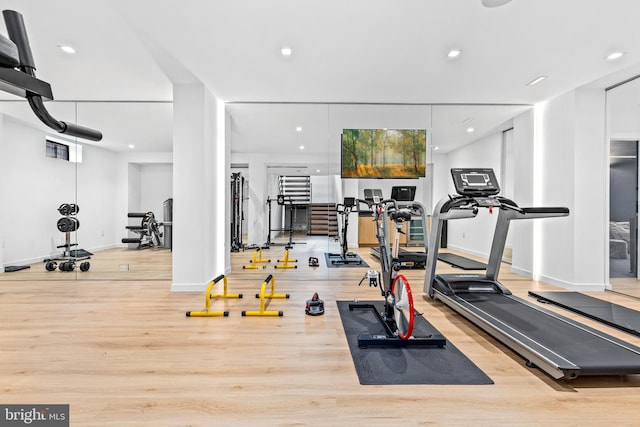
[424, 168, 640, 380]
[369, 186, 427, 269]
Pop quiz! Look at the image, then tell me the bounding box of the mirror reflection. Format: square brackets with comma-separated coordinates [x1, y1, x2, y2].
[0, 100, 531, 283]
[0, 100, 173, 281]
[227, 103, 531, 283]
[607, 77, 640, 298]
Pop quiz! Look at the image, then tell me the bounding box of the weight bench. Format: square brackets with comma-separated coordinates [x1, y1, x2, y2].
[122, 212, 163, 249]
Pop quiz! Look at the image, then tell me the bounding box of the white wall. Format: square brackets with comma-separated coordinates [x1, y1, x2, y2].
[532, 89, 606, 290]
[510, 110, 535, 277]
[139, 164, 173, 221]
[440, 132, 502, 259]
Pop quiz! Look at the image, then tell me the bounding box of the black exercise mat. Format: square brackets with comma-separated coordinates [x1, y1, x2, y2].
[438, 253, 487, 270]
[324, 253, 369, 268]
[529, 291, 640, 337]
[337, 300, 493, 385]
[4, 265, 30, 273]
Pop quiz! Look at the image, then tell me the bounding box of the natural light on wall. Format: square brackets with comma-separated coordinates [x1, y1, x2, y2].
[532, 101, 547, 280]
[216, 98, 226, 272]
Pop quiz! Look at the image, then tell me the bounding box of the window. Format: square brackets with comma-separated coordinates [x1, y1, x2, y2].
[45, 137, 82, 163]
[46, 139, 69, 160]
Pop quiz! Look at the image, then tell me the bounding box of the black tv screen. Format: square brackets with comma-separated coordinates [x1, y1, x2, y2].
[341, 128, 427, 179]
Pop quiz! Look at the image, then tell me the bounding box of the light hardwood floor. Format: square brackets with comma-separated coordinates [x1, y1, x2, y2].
[2, 239, 640, 426]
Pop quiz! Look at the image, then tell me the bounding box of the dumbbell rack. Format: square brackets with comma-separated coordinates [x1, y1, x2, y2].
[44, 203, 91, 272]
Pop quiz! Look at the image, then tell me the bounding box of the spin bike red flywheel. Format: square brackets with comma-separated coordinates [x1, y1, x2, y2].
[391, 274, 415, 340]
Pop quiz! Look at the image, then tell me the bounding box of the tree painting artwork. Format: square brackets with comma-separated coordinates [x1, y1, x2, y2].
[341, 129, 427, 178]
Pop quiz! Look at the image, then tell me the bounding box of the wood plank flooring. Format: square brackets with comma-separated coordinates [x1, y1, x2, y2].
[2, 237, 640, 426]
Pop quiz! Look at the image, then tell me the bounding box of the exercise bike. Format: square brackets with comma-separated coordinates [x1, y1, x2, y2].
[349, 189, 445, 348]
[327, 197, 362, 265]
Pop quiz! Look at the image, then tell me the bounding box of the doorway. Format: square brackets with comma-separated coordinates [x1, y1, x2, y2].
[609, 140, 638, 279]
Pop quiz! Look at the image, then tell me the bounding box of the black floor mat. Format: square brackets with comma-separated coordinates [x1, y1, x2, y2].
[324, 253, 369, 268]
[4, 265, 30, 273]
[438, 253, 487, 270]
[337, 300, 493, 385]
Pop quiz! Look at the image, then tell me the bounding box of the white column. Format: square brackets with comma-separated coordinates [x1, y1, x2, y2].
[171, 83, 226, 291]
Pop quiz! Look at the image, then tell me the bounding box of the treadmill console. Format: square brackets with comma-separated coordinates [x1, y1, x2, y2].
[363, 189, 383, 205]
[451, 168, 500, 197]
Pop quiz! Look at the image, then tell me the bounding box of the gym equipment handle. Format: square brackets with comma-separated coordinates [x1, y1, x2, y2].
[127, 212, 148, 218]
[212, 274, 225, 284]
[2, 10, 103, 142]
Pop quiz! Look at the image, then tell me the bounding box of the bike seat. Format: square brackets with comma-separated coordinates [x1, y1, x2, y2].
[390, 210, 412, 222]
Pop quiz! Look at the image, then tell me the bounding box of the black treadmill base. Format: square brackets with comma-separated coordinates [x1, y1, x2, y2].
[529, 291, 640, 337]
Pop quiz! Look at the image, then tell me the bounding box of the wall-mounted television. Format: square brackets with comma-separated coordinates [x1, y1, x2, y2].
[341, 128, 427, 179]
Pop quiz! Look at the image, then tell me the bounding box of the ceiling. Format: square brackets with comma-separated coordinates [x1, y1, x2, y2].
[1, 0, 639, 156]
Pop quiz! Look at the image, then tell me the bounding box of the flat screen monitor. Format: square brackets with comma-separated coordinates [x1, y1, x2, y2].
[391, 186, 416, 202]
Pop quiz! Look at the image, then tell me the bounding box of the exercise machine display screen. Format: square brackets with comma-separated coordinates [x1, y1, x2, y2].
[451, 168, 500, 196]
[390, 186, 416, 202]
[364, 189, 383, 204]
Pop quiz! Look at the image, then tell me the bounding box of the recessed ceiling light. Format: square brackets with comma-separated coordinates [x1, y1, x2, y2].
[128, 144, 135, 149]
[447, 49, 462, 58]
[526, 76, 547, 86]
[281, 47, 293, 57]
[316, 169, 320, 173]
[606, 52, 624, 60]
[433, 146, 440, 151]
[59, 45, 76, 54]
[466, 127, 475, 133]
[481, 0, 512, 7]
[296, 126, 302, 132]
[299, 145, 305, 150]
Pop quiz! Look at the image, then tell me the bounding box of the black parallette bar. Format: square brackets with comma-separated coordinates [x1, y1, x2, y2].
[264, 274, 273, 283]
[212, 274, 225, 284]
[127, 212, 148, 218]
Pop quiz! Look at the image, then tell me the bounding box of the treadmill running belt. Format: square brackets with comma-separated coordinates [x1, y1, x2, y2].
[529, 291, 640, 337]
[455, 292, 640, 376]
[437, 253, 487, 270]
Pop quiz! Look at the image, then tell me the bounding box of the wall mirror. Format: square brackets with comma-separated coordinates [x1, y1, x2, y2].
[227, 102, 532, 284]
[0, 100, 173, 281]
[1, 99, 531, 284]
[607, 76, 640, 297]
